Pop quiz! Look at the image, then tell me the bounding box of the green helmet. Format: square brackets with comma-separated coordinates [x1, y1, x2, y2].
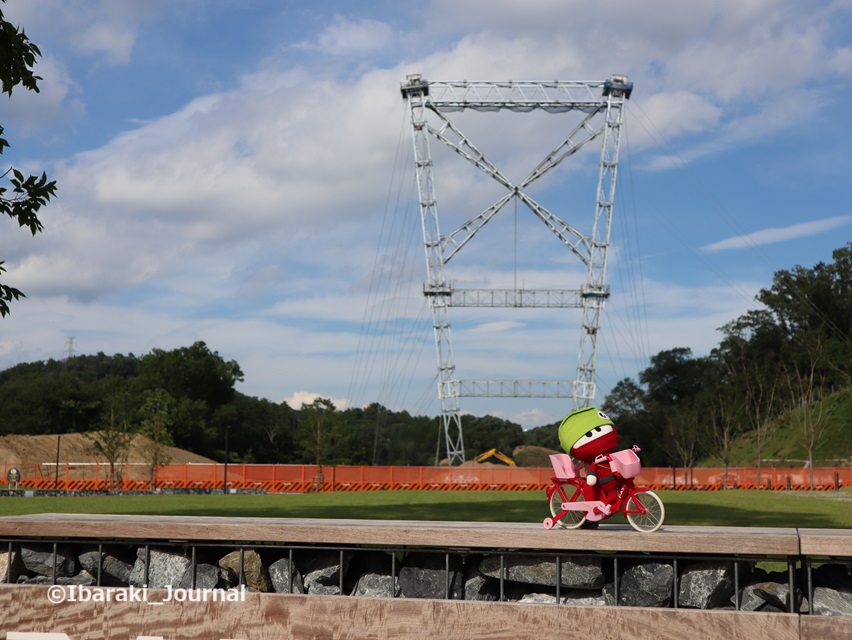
[558, 407, 614, 453]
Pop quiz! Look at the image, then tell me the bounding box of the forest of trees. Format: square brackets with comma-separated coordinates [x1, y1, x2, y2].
[0, 341, 528, 467]
[601, 243, 852, 485]
[1, 245, 850, 473]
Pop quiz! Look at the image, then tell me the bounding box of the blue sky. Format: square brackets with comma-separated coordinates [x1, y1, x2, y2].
[2, 0, 851, 429]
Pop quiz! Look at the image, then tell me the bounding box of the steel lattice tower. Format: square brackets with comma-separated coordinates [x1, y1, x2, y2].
[401, 74, 632, 466]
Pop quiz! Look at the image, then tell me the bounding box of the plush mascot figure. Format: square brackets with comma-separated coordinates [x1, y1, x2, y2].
[558, 407, 620, 511]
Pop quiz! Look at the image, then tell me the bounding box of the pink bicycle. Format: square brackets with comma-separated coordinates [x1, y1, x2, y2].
[542, 447, 665, 533]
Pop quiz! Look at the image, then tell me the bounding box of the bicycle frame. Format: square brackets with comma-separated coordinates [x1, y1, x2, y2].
[544, 449, 663, 531]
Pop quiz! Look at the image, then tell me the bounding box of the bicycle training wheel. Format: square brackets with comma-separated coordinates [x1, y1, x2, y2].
[625, 490, 665, 533]
[549, 482, 586, 529]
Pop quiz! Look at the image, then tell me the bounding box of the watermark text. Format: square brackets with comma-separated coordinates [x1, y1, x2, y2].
[46, 583, 247, 606]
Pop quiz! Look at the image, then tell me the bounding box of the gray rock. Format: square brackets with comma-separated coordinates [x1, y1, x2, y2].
[737, 584, 767, 611]
[753, 580, 802, 613]
[679, 561, 734, 609]
[563, 589, 608, 606]
[178, 563, 230, 590]
[269, 557, 305, 594]
[64, 569, 96, 586]
[77, 549, 102, 573]
[129, 547, 192, 589]
[619, 562, 673, 607]
[219, 549, 272, 592]
[304, 563, 339, 589]
[463, 566, 498, 602]
[499, 582, 539, 602]
[351, 572, 398, 598]
[22, 569, 96, 586]
[516, 588, 609, 606]
[20, 544, 76, 577]
[811, 586, 852, 616]
[309, 583, 341, 595]
[519, 592, 558, 603]
[301, 551, 352, 595]
[478, 555, 604, 590]
[399, 552, 463, 599]
[78, 549, 133, 586]
[737, 576, 805, 613]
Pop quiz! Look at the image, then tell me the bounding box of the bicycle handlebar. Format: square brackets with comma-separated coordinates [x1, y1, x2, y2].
[594, 445, 642, 465]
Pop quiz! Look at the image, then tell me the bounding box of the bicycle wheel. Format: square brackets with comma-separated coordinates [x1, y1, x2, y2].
[549, 482, 586, 529]
[625, 490, 665, 533]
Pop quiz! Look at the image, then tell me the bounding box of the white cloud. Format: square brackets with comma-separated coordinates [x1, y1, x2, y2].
[5, 65, 410, 301]
[10, 0, 845, 306]
[75, 20, 136, 64]
[296, 15, 396, 55]
[511, 407, 560, 430]
[702, 216, 852, 253]
[2, 55, 83, 139]
[419, 0, 852, 169]
[467, 321, 526, 334]
[283, 391, 351, 410]
[3, 0, 175, 66]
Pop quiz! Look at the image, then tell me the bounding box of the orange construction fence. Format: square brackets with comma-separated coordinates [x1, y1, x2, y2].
[2, 461, 850, 492]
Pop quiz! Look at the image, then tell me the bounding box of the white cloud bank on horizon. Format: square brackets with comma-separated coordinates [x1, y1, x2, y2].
[284, 391, 352, 411]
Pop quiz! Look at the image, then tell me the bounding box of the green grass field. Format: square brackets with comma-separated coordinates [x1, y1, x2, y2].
[0, 489, 850, 528]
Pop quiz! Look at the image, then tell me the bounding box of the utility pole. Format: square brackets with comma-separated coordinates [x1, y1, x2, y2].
[64, 336, 76, 361]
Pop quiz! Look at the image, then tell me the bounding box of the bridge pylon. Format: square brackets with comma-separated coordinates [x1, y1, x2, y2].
[400, 74, 632, 466]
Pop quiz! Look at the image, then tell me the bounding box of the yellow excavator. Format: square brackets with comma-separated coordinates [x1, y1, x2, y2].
[474, 448, 516, 466]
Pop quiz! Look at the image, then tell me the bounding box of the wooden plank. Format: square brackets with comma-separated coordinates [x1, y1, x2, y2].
[798, 528, 852, 557]
[0, 514, 801, 555]
[800, 615, 852, 640]
[0, 585, 802, 640]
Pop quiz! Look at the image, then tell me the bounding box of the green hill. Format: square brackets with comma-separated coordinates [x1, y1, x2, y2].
[702, 388, 852, 467]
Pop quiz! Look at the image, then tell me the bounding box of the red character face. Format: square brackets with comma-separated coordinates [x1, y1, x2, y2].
[570, 424, 619, 462]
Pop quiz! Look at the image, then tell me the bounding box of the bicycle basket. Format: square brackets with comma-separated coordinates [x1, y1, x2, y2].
[609, 449, 641, 478]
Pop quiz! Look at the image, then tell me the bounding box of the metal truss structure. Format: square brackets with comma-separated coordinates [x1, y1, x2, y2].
[401, 74, 632, 465]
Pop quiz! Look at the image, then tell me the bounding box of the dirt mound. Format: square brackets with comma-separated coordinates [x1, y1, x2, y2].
[512, 445, 561, 468]
[458, 460, 511, 468]
[0, 432, 214, 466]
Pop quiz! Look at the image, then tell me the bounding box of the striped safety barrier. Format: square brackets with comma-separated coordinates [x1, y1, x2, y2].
[3, 462, 848, 492]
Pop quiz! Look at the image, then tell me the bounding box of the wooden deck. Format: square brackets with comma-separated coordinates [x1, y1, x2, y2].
[0, 513, 813, 555]
[0, 515, 849, 640]
[0, 587, 807, 640]
[798, 527, 852, 556]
